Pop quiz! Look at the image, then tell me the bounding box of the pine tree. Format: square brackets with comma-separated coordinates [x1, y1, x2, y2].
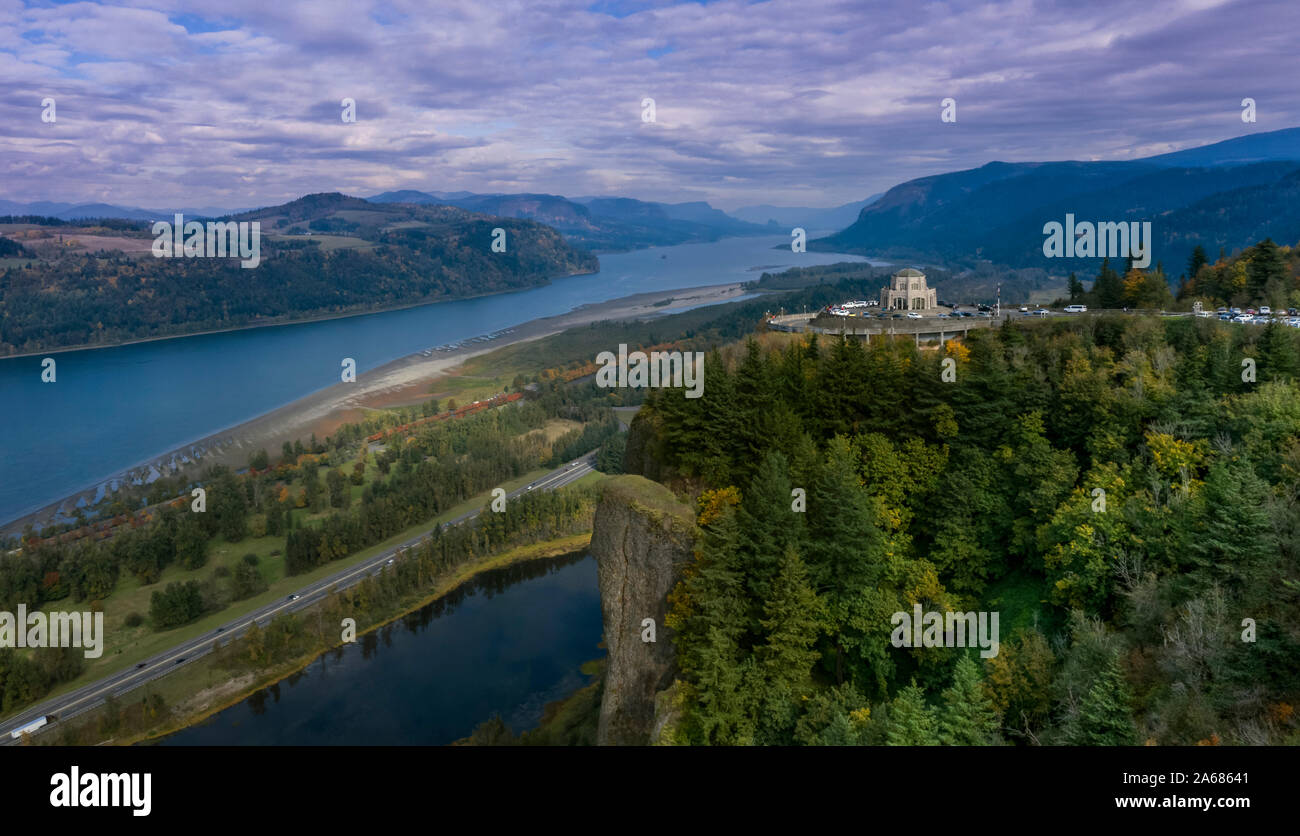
[885, 682, 938, 745]
[804, 437, 886, 602]
[1068, 271, 1084, 301]
[937, 655, 1001, 745]
[670, 497, 758, 745]
[1068, 658, 1138, 746]
[1093, 258, 1125, 309]
[1246, 238, 1288, 303]
[1256, 320, 1298, 383]
[1185, 459, 1274, 591]
[1187, 245, 1208, 283]
[756, 547, 823, 693]
[738, 452, 805, 601]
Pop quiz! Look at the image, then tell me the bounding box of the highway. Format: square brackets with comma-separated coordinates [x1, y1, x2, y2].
[0, 452, 599, 744]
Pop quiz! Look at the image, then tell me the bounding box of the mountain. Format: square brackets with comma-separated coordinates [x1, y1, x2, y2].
[815, 128, 1300, 278]
[0, 199, 238, 221]
[1143, 127, 1300, 168]
[0, 192, 596, 355]
[731, 194, 883, 230]
[368, 190, 771, 251]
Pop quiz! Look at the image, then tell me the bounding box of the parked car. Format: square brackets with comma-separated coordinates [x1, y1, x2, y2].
[1261, 306, 1272, 315]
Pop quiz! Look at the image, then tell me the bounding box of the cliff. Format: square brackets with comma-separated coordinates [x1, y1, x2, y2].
[590, 475, 695, 745]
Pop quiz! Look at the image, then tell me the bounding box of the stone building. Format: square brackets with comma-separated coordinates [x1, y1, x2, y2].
[881, 268, 937, 311]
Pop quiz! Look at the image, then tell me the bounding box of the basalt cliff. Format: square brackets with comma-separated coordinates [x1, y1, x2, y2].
[589, 475, 695, 745]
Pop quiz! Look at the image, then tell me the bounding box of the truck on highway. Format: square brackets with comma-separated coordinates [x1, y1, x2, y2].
[9, 715, 52, 740]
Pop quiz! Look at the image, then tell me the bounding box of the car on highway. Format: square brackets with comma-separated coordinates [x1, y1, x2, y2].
[1031, 308, 1050, 317]
[1019, 305, 1029, 313]
[174, 657, 185, 665]
[1063, 304, 1088, 313]
[527, 483, 536, 491]
[288, 594, 300, 602]
[906, 311, 922, 319]
[136, 662, 147, 669]
[386, 558, 395, 566]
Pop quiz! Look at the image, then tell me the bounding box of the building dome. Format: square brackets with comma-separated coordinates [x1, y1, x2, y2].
[882, 268, 937, 311]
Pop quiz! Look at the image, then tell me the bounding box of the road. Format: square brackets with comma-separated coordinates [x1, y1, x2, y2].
[0, 452, 599, 744]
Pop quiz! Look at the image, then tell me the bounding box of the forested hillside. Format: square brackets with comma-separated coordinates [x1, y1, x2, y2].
[0, 194, 596, 355]
[627, 315, 1300, 745]
[814, 128, 1300, 279]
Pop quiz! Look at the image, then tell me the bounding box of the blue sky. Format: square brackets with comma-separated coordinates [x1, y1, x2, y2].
[2, 0, 1298, 210]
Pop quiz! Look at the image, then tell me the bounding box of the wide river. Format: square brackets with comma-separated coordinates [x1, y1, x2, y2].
[157, 551, 602, 745]
[0, 234, 869, 527]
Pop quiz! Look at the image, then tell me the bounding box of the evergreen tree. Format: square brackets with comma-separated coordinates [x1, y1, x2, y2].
[756, 547, 823, 694]
[937, 655, 1002, 745]
[1068, 271, 1084, 301]
[1187, 245, 1208, 283]
[885, 682, 938, 745]
[1093, 258, 1125, 309]
[803, 436, 886, 602]
[737, 452, 805, 601]
[1067, 658, 1138, 746]
[1256, 320, 1298, 382]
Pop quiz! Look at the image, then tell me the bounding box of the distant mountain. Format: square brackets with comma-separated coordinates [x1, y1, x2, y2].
[731, 194, 883, 230]
[366, 189, 476, 204]
[367, 190, 771, 251]
[815, 128, 1300, 278]
[1143, 127, 1300, 168]
[0, 199, 238, 221]
[0, 192, 596, 355]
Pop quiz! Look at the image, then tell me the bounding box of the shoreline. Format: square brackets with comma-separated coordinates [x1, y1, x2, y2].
[48, 536, 595, 746]
[0, 268, 598, 361]
[1, 280, 749, 538]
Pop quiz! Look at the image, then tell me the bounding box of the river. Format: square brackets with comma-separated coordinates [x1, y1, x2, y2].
[156, 551, 602, 745]
[0, 234, 871, 527]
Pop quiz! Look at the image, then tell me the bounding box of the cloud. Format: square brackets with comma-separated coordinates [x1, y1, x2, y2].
[0, 0, 1296, 210]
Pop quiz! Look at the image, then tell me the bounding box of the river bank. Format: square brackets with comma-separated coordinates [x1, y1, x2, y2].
[0, 267, 600, 361]
[39, 533, 596, 746]
[1, 281, 745, 538]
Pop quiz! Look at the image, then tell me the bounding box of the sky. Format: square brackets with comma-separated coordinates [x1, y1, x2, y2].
[2, 0, 1298, 212]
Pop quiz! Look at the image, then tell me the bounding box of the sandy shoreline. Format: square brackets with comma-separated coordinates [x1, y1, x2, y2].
[1, 281, 749, 538]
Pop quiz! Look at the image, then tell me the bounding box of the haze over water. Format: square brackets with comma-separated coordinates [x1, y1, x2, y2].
[0, 235, 870, 527]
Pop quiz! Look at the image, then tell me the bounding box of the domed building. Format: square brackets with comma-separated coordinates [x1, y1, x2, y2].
[881, 268, 937, 311]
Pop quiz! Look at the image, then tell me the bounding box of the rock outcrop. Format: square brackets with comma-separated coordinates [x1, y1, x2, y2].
[590, 475, 695, 745]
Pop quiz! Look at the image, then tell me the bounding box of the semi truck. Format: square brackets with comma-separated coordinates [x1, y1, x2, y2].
[9, 715, 52, 740]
